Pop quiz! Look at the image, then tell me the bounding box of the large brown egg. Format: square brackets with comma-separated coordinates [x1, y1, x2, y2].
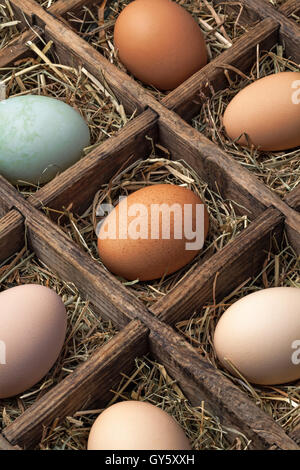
[214, 287, 300, 385]
[87, 401, 191, 450]
[0, 284, 67, 398]
[223, 72, 300, 151]
[114, 0, 208, 90]
[97, 184, 209, 281]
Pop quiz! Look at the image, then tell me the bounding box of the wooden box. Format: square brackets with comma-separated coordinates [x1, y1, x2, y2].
[0, 0, 299, 450]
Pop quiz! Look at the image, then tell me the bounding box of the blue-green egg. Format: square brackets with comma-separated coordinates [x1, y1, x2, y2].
[0, 95, 91, 185]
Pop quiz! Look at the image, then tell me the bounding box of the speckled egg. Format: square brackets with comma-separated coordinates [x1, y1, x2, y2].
[97, 184, 209, 281]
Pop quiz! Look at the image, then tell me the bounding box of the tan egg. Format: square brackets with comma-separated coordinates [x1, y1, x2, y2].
[0, 284, 67, 398]
[97, 184, 209, 281]
[213, 287, 300, 385]
[223, 72, 300, 151]
[87, 401, 191, 450]
[114, 0, 207, 90]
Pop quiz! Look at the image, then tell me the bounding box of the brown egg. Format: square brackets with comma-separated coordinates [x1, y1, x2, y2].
[87, 401, 191, 450]
[0, 284, 67, 398]
[114, 0, 207, 90]
[223, 72, 300, 151]
[213, 287, 300, 385]
[97, 184, 209, 281]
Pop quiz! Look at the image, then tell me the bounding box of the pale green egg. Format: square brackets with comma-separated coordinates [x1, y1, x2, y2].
[0, 95, 91, 185]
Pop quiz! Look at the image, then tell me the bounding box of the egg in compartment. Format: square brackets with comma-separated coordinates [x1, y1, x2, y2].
[114, 0, 208, 90]
[213, 287, 300, 385]
[223, 71, 300, 151]
[0, 284, 67, 399]
[87, 401, 191, 450]
[97, 183, 209, 281]
[0, 95, 91, 185]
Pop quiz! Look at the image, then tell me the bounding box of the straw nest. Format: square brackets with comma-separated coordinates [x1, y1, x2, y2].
[0, 246, 117, 431]
[56, 154, 251, 306]
[65, 0, 247, 99]
[176, 231, 300, 437]
[38, 356, 251, 450]
[193, 43, 300, 198]
[0, 38, 131, 194]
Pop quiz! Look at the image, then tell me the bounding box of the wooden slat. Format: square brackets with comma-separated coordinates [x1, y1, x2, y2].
[148, 320, 299, 450]
[0, 29, 39, 68]
[2, 320, 149, 449]
[215, 0, 300, 63]
[285, 218, 300, 254]
[162, 17, 279, 119]
[279, 0, 300, 17]
[284, 186, 300, 211]
[150, 207, 284, 324]
[0, 210, 25, 263]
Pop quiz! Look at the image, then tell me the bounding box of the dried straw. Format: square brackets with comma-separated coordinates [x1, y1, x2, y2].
[0, 1, 23, 50]
[0, 246, 117, 430]
[176, 231, 300, 437]
[56, 154, 250, 306]
[0, 40, 132, 193]
[193, 43, 300, 198]
[38, 356, 251, 450]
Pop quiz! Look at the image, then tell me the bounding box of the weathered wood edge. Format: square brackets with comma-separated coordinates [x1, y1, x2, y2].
[0, 29, 40, 68]
[279, 0, 300, 17]
[284, 186, 300, 212]
[0, 210, 25, 263]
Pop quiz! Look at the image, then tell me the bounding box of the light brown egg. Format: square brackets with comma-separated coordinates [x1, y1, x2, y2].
[97, 184, 209, 281]
[213, 287, 300, 385]
[114, 0, 207, 90]
[87, 401, 191, 450]
[223, 72, 300, 151]
[0, 284, 67, 398]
